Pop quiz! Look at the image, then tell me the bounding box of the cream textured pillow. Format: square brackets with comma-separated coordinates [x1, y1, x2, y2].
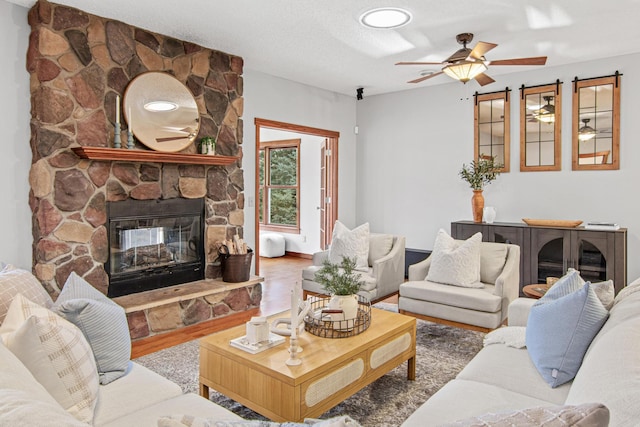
[0, 294, 99, 423]
[426, 230, 483, 288]
[442, 402, 609, 427]
[328, 221, 370, 271]
[0, 264, 53, 323]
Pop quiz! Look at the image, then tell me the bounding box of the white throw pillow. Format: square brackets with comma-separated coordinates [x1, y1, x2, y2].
[328, 221, 370, 271]
[0, 264, 53, 323]
[592, 279, 614, 310]
[0, 294, 99, 423]
[426, 230, 482, 288]
[54, 272, 131, 385]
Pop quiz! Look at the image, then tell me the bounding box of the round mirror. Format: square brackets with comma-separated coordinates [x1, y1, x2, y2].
[123, 72, 200, 152]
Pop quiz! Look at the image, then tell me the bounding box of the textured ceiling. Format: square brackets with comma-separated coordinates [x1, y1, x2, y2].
[10, 0, 640, 97]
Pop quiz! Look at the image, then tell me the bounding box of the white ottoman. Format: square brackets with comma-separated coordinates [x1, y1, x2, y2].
[259, 233, 286, 258]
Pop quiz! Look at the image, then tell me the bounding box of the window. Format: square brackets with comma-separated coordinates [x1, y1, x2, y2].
[259, 139, 300, 233]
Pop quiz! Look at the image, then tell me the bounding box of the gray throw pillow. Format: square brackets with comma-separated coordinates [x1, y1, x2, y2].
[53, 272, 131, 385]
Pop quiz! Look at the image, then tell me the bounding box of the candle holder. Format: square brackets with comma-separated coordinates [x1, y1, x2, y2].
[127, 129, 135, 149]
[285, 336, 302, 366]
[113, 122, 122, 149]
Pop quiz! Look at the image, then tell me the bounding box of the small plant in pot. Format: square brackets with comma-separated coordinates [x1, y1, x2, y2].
[459, 156, 502, 223]
[314, 256, 364, 323]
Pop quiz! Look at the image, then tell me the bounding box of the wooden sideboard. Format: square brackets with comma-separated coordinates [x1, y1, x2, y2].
[451, 221, 627, 295]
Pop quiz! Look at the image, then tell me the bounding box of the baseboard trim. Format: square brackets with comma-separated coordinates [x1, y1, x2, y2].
[285, 251, 312, 259]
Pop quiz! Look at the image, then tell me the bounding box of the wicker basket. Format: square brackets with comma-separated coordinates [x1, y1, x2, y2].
[304, 295, 371, 338]
[219, 249, 253, 282]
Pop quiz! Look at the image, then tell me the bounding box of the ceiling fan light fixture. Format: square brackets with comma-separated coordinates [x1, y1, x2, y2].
[534, 95, 555, 123]
[579, 118, 596, 141]
[359, 7, 412, 29]
[442, 60, 487, 83]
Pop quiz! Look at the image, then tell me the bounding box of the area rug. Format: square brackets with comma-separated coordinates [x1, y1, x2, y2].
[135, 305, 484, 426]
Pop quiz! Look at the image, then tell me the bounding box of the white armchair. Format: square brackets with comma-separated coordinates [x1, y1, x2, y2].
[302, 234, 406, 303]
[399, 242, 520, 331]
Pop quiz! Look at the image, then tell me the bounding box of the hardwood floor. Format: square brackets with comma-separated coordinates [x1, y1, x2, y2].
[131, 255, 399, 358]
[131, 255, 312, 358]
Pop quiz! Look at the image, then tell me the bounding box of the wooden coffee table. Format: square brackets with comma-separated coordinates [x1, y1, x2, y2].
[199, 308, 416, 422]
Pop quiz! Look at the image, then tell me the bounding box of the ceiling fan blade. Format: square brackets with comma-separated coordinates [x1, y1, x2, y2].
[396, 61, 444, 66]
[408, 71, 444, 84]
[474, 73, 495, 86]
[156, 136, 189, 142]
[489, 56, 547, 66]
[469, 41, 497, 60]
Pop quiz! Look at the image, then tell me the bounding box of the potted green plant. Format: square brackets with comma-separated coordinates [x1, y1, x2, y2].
[459, 157, 502, 223]
[199, 136, 215, 155]
[314, 256, 364, 322]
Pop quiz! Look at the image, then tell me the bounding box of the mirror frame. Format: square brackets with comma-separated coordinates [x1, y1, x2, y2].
[519, 82, 562, 172]
[474, 89, 510, 172]
[572, 74, 621, 170]
[123, 71, 200, 153]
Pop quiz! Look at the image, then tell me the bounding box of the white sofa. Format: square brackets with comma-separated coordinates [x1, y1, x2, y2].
[302, 233, 406, 303]
[0, 332, 242, 427]
[401, 278, 640, 426]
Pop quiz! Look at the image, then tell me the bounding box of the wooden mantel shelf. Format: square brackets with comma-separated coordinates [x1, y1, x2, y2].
[72, 146, 239, 166]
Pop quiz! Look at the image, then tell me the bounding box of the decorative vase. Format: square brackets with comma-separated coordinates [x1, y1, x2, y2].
[483, 206, 496, 224]
[328, 294, 359, 323]
[472, 190, 484, 223]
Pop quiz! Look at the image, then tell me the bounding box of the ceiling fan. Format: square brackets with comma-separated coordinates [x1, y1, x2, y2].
[396, 33, 547, 86]
[155, 127, 196, 142]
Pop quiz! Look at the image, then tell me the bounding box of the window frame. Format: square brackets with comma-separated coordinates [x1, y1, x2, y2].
[474, 89, 510, 173]
[259, 138, 301, 233]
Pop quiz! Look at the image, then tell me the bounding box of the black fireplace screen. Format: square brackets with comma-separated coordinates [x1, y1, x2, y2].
[106, 198, 205, 298]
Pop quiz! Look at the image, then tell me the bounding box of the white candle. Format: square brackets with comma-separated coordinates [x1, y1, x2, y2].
[128, 107, 132, 131]
[115, 95, 120, 124]
[291, 287, 298, 339]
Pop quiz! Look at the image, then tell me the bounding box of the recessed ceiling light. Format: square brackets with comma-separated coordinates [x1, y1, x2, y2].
[359, 7, 412, 29]
[144, 101, 179, 112]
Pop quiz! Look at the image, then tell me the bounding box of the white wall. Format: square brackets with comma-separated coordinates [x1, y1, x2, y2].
[243, 70, 357, 259]
[356, 52, 640, 283]
[258, 128, 323, 255]
[0, 1, 32, 269]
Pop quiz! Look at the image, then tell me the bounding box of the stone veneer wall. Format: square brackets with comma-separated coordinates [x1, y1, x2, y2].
[26, 0, 250, 311]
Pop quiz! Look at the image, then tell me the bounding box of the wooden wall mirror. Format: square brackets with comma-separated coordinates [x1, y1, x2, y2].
[475, 89, 510, 172]
[572, 74, 621, 170]
[520, 82, 562, 171]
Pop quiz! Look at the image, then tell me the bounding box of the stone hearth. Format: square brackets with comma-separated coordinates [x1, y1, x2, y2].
[26, 0, 257, 337]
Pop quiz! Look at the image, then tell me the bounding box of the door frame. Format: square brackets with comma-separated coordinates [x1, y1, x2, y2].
[254, 118, 339, 274]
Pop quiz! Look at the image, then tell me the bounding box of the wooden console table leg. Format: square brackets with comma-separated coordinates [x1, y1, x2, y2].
[407, 356, 416, 381]
[200, 382, 210, 399]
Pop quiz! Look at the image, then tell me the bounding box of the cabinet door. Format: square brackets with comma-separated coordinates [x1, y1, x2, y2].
[451, 223, 487, 241]
[530, 228, 571, 284]
[571, 230, 615, 285]
[489, 226, 528, 293]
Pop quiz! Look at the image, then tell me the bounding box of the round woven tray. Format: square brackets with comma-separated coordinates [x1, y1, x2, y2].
[303, 295, 371, 338]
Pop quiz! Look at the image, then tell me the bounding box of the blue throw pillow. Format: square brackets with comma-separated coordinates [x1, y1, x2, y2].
[526, 278, 608, 388]
[53, 272, 131, 385]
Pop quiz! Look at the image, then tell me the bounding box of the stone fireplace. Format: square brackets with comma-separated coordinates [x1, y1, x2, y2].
[26, 0, 260, 339]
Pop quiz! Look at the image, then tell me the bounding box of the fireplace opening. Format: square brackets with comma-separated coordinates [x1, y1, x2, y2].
[106, 198, 205, 298]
